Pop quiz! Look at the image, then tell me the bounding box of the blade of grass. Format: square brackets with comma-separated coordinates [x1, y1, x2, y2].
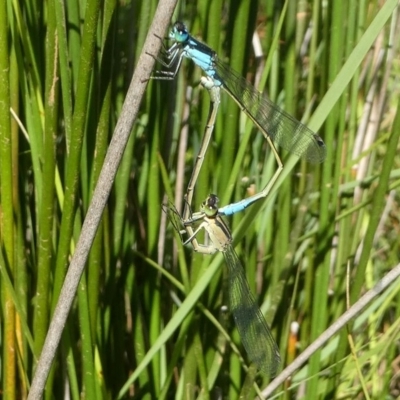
[0, 0, 16, 396]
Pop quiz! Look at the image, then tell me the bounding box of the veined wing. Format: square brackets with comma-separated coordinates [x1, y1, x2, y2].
[223, 245, 281, 376]
[214, 58, 326, 164]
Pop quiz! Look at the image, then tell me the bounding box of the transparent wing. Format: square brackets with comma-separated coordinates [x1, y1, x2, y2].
[214, 58, 326, 164]
[224, 246, 281, 376]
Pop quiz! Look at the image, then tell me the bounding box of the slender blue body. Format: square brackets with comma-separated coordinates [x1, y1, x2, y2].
[167, 22, 326, 164]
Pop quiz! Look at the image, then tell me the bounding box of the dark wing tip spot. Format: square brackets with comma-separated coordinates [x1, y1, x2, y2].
[313, 133, 325, 147]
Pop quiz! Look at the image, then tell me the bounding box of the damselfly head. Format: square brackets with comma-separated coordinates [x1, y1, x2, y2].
[200, 194, 219, 217]
[170, 21, 189, 43]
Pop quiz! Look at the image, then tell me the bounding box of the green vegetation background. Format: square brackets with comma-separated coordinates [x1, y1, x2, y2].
[0, 0, 399, 399]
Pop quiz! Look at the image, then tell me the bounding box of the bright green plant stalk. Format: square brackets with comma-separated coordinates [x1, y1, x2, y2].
[10, 20, 31, 398]
[259, 0, 317, 382]
[0, 0, 15, 397]
[306, 0, 320, 104]
[146, 100, 163, 396]
[12, 0, 47, 199]
[54, 0, 72, 139]
[78, 275, 97, 399]
[65, 0, 81, 114]
[306, 0, 347, 396]
[276, 0, 296, 305]
[63, 326, 80, 399]
[33, 0, 58, 358]
[334, 0, 359, 292]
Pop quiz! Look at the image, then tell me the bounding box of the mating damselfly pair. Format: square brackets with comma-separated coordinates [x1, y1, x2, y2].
[153, 21, 326, 377]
